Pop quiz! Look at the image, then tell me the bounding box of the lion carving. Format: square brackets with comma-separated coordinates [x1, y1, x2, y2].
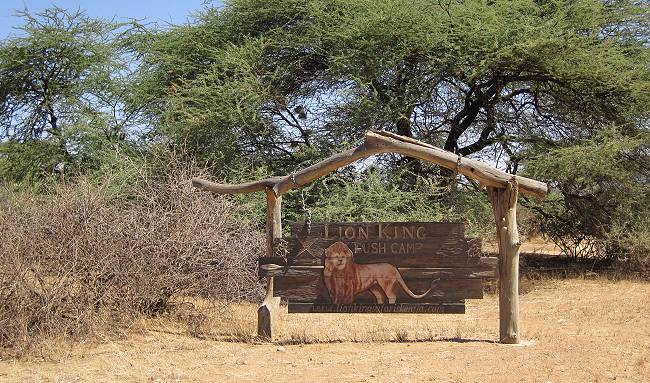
[323, 241, 437, 304]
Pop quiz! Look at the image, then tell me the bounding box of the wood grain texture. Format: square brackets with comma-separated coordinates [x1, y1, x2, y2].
[259, 265, 498, 279]
[290, 222, 465, 238]
[266, 220, 492, 312]
[258, 189, 282, 339]
[265, 189, 282, 258]
[191, 176, 283, 195]
[288, 302, 465, 314]
[257, 280, 280, 339]
[285, 238, 476, 263]
[274, 276, 483, 303]
[365, 131, 547, 197]
[279, 222, 483, 267]
[191, 130, 547, 198]
[488, 180, 522, 344]
[259, 255, 496, 268]
[257, 303, 272, 339]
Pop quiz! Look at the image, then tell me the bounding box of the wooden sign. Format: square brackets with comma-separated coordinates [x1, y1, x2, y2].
[259, 222, 497, 314]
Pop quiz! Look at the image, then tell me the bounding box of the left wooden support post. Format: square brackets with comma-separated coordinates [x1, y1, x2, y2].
[258, 188, 282, 340]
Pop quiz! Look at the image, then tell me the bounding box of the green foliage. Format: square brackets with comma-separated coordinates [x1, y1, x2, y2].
[281, 168, 494, 237]
[137, 0, 649, 176]
[0, 140, 64, 186]
[0, 7, 140, 183]
[525, 127, 650, 259]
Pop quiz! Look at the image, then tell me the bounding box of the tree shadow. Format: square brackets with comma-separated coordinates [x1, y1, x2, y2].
[430, 337, 496, 344]
[216, 334, 498, 345]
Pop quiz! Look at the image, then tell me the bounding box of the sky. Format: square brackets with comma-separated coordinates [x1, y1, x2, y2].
[0, 0, 221, 39]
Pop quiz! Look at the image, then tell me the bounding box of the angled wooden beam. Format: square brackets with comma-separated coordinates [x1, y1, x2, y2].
[271, 143, 383, 196]
[192, 176, 283, 195]
[366, 131, 547, 197]
[192, 130, 547, 198]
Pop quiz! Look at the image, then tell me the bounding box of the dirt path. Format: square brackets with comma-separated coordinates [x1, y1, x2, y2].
[2, 279, 649, 382]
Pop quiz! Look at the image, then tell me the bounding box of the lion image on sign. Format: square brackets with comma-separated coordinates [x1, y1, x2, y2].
[323, 241, 437, 304]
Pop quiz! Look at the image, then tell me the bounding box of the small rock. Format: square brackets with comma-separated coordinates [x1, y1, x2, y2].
[277, 346, 286, 352]
[242, 360, 248, 365]
[558, 319, 566, 325]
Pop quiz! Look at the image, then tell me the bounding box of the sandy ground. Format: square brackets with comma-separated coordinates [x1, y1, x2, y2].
[485, 236, 562, 255]
[1, 278, 648, 382]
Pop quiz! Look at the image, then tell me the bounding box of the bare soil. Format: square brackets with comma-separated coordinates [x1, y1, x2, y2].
[485, 236, 563, 255]
[1, 278, 648, 383]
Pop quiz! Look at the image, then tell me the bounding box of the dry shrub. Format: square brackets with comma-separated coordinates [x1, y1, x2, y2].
[0, 158, 264, 354]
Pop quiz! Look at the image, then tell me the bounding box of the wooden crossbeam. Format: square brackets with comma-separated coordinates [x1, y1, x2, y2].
[191, 130, 548, 198]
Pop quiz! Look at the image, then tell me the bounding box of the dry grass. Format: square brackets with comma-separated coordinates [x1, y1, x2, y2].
[1, 278, 648, 382]
[0, 158, 264, 355]
[483, 236, 563, 256]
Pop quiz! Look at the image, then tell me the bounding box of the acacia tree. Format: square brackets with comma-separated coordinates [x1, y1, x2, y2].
[0, 7, 140, 181]
[137, 0, 648, 259]
[138, 0, 648, 174]
[524, 127, 650, 260]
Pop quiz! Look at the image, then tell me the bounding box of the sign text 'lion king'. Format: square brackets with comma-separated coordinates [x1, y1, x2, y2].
[258, 222, 497, 314]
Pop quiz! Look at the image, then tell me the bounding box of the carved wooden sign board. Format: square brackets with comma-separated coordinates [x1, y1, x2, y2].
[258, 222, 497, 314]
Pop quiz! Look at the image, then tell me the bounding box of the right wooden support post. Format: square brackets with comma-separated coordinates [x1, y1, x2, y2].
[488, 179, 522, 344]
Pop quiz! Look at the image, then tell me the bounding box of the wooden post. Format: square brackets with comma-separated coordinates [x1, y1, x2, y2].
[258, 188, 282, 339]
[488, 179, 521, 344]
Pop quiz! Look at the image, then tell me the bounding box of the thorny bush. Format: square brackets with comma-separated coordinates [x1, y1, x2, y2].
[0, 159, 264, 354]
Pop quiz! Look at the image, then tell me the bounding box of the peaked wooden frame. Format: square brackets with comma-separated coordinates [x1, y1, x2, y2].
[192, 130, 547, 344]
